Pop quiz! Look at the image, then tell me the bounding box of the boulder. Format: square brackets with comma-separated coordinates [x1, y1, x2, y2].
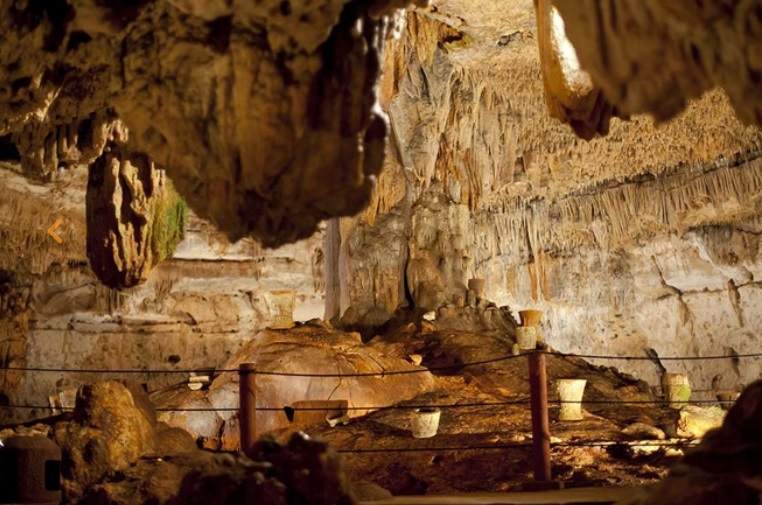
[169, 433, 356, 505]
[80, 452, 219, 505]
[621, 422, 666, 441]
[51, 381, 201, 502]
[619, 380, 762, 505]
[677, 405, 726, 439]
[157, 322, 443, 445]
[52, 381, 157, 500]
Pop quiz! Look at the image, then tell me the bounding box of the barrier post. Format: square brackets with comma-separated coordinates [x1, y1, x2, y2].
[239, 363, 258, 455]
[527, 351, 556, 486]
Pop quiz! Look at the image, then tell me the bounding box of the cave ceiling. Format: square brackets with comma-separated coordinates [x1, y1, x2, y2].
[0, 0, 762, 286]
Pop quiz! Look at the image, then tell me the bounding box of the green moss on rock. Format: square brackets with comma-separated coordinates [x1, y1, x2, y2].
[149, 179, 187, 264]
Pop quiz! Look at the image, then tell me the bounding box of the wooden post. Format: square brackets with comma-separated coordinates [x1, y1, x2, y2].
[528, 351, 552, 482]
[239, 363, 258, 455]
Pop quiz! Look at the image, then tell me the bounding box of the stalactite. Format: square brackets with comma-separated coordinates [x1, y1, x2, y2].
[86, 143, 187, 290]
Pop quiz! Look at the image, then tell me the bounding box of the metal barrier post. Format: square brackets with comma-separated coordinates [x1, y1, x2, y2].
[528, 351, 552, 482]
[239, 363, 258, 455]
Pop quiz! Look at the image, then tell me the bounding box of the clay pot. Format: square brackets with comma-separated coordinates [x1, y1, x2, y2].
[264, 290, 297, 329]
[515, 326, 538, 350]
[411, 408, 441, 438]
[557, 379, 586, 421]
[519, 309, 543, 328]
[662, 373, 691, 409]
[467, 278, 485, 298]
[716, 391, 740, 411]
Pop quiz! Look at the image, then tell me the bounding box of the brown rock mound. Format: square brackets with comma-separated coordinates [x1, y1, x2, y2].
[154, 321, 444, 448]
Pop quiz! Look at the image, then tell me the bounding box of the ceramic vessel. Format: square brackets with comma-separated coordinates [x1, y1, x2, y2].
[516, 326, 538, 350]
[519, 309, 543, 328]
[467, 278, 485, 298]
[411, 408, 441, 438]
[662, 373, 691, 409]
[557, 379, 587, 421]
[715, 391, 740, 411]
[264, 290, 297, 329]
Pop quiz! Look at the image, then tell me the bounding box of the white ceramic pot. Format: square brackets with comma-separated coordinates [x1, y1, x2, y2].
[516, 326, 538, 350]
[662, 373, 691, 409]
[411, 408, 441, 438]
[557, 379, 587, 421]
[264, 290, 297, 329]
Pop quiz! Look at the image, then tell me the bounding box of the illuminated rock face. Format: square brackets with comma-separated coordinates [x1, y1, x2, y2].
[86, 142, 187, 290]
[330, 6, 762, 395]
[554, 1, 762, 127]
[0, 0, 428, 248]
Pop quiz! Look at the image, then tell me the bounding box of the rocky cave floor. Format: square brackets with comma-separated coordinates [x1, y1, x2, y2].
[256, 312, 705, 496]
[3, 305, 728, 501]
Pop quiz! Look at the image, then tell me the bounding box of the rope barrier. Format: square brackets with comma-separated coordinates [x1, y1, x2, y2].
[335, 439, 699, 454]
[1, 398, 731, 413]
[1, 348, 759, 377]
[559, 351, 762, 362]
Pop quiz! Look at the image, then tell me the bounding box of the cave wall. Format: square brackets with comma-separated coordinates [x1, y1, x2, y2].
[0, 168, 324, 424]
[333, 9, 762, 394]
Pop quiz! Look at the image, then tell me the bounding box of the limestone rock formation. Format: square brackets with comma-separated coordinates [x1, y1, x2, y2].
[154, 321, 443, 447]
[0, 271, 30, 402]
[554, 1, 762, 128]
[617, 380, 762, 505]
[43, 382, 359, 505]
[86, 132, 187, 289]
[534, 0, 620, 139]
[330, 4, 762, 398]
[0, 0, 429, 248]
[51, 381, 158, 500]
[0, 167, 329, 426]
[169, 433, 356, 505]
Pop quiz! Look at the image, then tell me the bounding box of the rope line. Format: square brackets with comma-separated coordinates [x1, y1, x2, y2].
[2, 349, 760, 377]
[6, 398, 731, 413]
[562, 351, 762, 362]
[336, 439, 698, 454]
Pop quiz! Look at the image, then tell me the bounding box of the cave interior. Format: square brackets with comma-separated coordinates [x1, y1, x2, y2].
[0, 0, 761, 504]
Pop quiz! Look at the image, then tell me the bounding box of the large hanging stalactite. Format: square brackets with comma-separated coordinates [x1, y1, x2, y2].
[86, 141, 187, 290]
[0, 0, 429, 247]
[534, 0, 622, 139]
[554, 0, 762, 127]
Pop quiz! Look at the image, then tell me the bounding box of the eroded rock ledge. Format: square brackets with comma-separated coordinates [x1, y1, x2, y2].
[0, 0, 427, 247]
[555, 1, 762, 127]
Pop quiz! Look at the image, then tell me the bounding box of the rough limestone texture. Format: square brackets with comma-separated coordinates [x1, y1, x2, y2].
[325, 6, 762, 397]
[0, 0, 429, 246]
[535, 0, 620, 139]
[677, 405, 726, 439]
[617, 380, 762, 505]
[169, 433, 357, 505]
[38, 382, 358, 505]
[87, 132, 187, 289]
[154, 322, 443, 448]
[81, 435, 358, 505]
[51, 381, 158, 501]
[0, 167, 326, 426]
[555, 1, 762, 129]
